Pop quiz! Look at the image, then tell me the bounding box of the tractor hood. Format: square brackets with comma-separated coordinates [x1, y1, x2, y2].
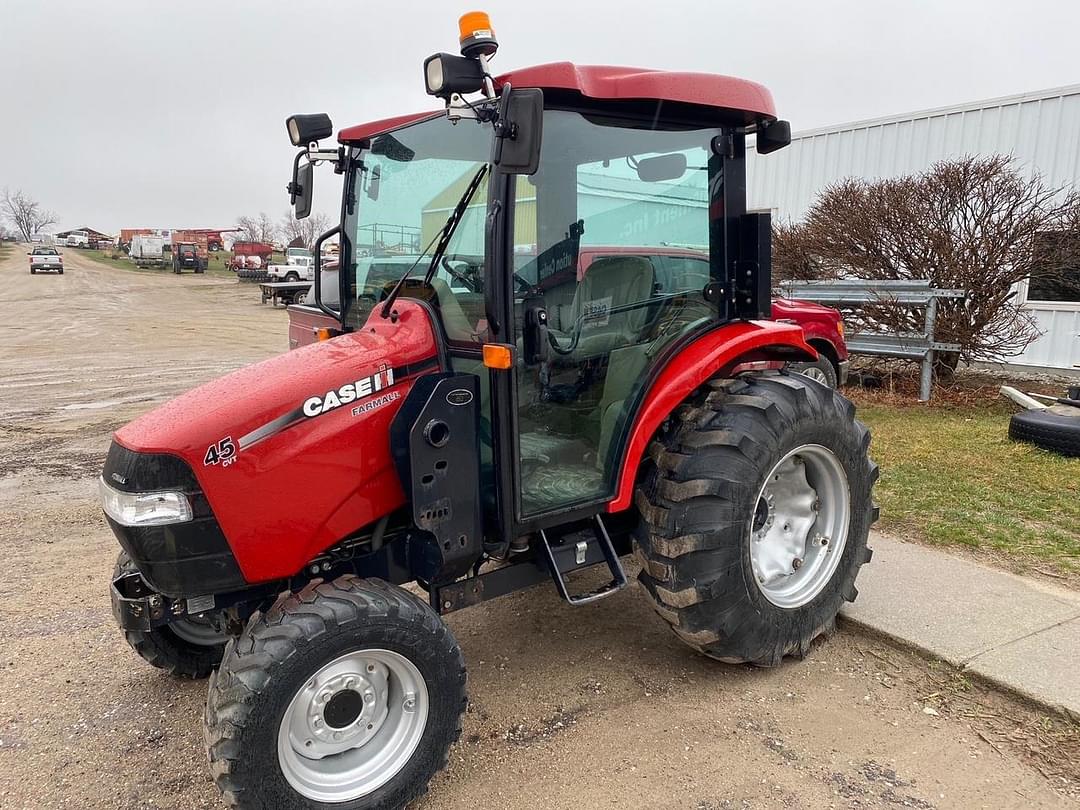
[111, 302, 441, 583]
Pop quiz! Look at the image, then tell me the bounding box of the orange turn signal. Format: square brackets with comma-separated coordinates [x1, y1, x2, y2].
[482, 343, 513, 370]
[315, 327, 334, 342]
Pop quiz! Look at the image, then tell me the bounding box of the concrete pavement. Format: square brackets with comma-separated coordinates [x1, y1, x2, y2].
[841, 532, 1080, 718]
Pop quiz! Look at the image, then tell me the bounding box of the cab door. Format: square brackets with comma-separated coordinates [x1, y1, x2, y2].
[507, 110, 725, 521]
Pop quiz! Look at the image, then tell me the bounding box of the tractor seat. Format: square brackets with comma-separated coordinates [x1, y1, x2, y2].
[551, 255, 656, 361]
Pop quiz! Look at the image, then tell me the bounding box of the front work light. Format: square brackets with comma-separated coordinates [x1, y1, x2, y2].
[285, 113, 334, 146]
[99, 478, 193, 527]
[423, 53, 486, 99]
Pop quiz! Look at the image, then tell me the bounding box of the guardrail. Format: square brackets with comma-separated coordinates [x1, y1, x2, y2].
[778, 279, 966, 402]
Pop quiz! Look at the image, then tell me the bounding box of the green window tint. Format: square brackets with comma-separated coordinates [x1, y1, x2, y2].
[345, 116, 492, 346]
[514, 111, 722, 517]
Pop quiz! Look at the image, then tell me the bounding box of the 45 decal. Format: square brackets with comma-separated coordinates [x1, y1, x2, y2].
[203, 436, 237, 467]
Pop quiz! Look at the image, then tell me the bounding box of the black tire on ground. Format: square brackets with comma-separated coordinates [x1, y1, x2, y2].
[1008, 409, 1080, 457]
[785, 356, 838, 389]
[30, 268, 36, 274]
[112, 551, 227, 678]
[634, 372, 878, 666]
[204, 576, 466, 810]
[58, 269, 64, 275]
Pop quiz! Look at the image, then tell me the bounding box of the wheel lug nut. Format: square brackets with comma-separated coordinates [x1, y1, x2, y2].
[364, 692, 375, 704]
[333, 731, 344, 741]
[792, 558, 803, 571]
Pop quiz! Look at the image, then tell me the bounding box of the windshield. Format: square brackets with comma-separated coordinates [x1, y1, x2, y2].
[344, 115, 492, 343]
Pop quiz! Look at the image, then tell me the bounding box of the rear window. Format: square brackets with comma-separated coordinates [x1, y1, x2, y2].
[33, 247, 58, 255]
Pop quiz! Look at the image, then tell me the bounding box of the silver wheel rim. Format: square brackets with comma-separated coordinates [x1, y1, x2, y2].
[277, 649, 429, 803]
[798, 365, 830, 384]
[169, 616, 227, 646]
[749, 444, 850, 609]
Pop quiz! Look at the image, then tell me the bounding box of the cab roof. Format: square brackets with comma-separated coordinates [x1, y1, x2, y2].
[338, 62, 776, 143]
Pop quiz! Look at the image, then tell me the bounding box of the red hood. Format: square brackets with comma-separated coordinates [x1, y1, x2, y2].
[114, 301, 441, 583]
[771, 297, 841, 322]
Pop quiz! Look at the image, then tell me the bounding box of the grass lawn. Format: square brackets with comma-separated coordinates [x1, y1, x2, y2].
[852, 393, 1080, 582]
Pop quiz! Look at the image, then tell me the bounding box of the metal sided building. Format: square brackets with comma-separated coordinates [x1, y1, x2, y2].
[746, 84, 1080, 372]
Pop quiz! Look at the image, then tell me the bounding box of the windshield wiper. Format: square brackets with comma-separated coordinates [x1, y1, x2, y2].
[380, 164, 489, 318]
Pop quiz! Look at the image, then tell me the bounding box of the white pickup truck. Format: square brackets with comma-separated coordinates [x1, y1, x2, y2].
[266, 254, 314, 282]
[28, 246, 64, 274]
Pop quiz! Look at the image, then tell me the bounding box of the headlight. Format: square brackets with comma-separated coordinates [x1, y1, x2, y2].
[99, 478, 193, 527]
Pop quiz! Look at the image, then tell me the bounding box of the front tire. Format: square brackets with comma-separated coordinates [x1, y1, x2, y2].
[786, 355, 837, 388]
[113, 552, 228, 678]
[204, 576, 466, 810]
[634, 372, 877, 666]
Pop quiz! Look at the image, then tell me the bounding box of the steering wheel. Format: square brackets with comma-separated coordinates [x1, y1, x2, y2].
[439, 253, 483, 292]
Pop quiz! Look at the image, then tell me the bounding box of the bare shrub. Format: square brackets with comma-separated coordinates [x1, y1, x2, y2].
[772, 156, 1077, 373]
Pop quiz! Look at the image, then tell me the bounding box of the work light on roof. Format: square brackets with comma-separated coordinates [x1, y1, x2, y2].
[423, 11, 498, 103]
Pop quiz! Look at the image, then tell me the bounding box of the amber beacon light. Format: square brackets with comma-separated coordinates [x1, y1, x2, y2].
[458, 11, 498, 58]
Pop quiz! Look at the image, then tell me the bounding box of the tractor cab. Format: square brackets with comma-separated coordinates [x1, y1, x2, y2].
[287, 32, 798, 555]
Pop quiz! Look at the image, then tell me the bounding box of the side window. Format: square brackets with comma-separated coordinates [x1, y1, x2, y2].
[1028, 231, 1080, 304]
[659, 255, 710, 294]
[513, 111, 721, 517]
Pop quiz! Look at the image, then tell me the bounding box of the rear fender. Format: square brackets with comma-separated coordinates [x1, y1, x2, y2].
[607, 320, 815, 512]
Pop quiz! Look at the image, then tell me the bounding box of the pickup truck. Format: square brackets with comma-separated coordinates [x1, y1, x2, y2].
[28, 246, 64, 275]
[266, 255, 313, 282]
[286, 248, 849, 387]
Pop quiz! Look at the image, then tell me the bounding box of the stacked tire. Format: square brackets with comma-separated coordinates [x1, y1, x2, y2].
[1009, 409, 1080, 457]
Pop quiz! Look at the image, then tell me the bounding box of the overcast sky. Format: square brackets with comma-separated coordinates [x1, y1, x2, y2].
[2, 0, 1078, 234]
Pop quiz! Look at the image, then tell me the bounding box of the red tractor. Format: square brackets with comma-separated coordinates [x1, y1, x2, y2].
[102, 14, 876, 810]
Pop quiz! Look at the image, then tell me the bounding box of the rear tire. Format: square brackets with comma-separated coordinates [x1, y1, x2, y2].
[284, 271, 300, 282]
[204, 576, 466, 810]
[113, 551, 227, 678]
[634, 372, 877, 665]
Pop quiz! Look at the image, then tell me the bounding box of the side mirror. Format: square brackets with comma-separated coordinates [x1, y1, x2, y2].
[289, 153, 314, 219]
[635, 153, 687, 182]
[312, 225, 343, 319]
[493, 87, 543, 176]
[756, 119, 791, 155]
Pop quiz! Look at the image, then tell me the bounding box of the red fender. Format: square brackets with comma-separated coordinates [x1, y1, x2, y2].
[607, 320, 815, 512]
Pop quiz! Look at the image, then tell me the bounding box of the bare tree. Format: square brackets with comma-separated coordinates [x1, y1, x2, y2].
[772, 156, 1075, 373]
[235, 212, 278, 244]
[280, 210, 331, 250]
[1, 188, 57, 241]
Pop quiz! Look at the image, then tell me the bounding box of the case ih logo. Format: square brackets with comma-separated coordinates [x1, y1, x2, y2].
[302, 367, 396, 418]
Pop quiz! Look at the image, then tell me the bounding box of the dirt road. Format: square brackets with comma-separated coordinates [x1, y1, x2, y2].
[0, 247, 1075, 809]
